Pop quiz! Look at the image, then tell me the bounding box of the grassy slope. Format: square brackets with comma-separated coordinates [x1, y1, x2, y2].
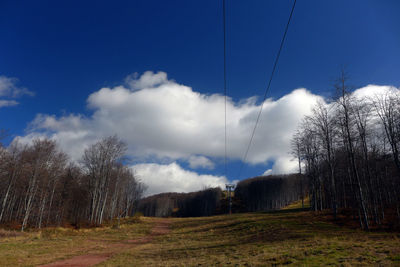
[0, 209, 399, 266]
[101, 211, 400, 266]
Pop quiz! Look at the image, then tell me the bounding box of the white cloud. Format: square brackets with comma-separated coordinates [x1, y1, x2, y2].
[19, 73, 320, 161]
[12, 71, 400, 195]
[133, 162, 227, 196]
[14, 71, 362, 194]
[0, 75, 34, 108]
[188, 155, 215, 169]
[18, 73, 321, 165]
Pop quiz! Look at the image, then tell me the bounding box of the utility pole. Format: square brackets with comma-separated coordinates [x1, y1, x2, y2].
[226, 184, 235, 214]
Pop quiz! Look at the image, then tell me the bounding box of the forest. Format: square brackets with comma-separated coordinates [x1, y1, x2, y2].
[138, 188, 222, 217]
[137, 174, 305, 217]
[234, 174, 305, 212]
[291, 71, 400, 230]
[0, 135, 145, 230]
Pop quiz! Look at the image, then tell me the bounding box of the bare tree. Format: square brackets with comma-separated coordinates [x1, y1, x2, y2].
[291, 130, 305, 208]
[307, 101, 338, 218]
[291, 71, 400, 230]
[372, 90, 400, 219]
[0, 134, 145, 230]
[20, 139, 67, 231]
[82, 136, 127, 225]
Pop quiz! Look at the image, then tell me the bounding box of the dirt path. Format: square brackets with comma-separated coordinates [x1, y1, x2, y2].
[38, 219, 171, 267]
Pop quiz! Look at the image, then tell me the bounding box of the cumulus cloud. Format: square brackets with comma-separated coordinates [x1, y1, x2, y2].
[12, 71, 400, 195]
[133, 162, 227, 196]
[0, 75, 34, 108]
[18, 72, 321, 165]
[13, 71, 345, 194]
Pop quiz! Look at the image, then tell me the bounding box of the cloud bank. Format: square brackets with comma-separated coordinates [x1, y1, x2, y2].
[15, 71, 394, 195]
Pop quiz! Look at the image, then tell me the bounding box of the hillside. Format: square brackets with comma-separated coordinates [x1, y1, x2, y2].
[137, 188, 222, 217]
[0, 208, 399, 266]
[235, 174, 305, 212]
[137, 174, 306, 218]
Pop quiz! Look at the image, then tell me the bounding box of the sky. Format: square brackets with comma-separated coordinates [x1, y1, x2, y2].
[1, 0, 400, 196]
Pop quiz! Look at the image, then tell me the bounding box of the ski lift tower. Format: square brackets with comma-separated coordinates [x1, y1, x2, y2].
[225, 183, 235, 214]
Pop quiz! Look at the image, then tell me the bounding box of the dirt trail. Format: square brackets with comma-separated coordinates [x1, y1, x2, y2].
[38, 219, 171, 267]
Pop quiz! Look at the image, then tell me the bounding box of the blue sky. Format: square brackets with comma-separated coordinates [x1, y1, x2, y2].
[1, 0, 400, 195]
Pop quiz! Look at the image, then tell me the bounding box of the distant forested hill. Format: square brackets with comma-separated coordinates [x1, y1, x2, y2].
[138, 174, 306, 217]
[137, 188, 222, 217]
[234, 174, 306, 212]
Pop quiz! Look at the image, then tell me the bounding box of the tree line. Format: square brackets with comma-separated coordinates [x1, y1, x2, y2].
[291, 71, 400, 230]
[0, 135, 145, 231]
[138, 188, 222, 217]
[138, 174, 305, 217]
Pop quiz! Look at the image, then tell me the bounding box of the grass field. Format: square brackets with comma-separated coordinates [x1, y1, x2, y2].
[0, 209, 399, 266]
